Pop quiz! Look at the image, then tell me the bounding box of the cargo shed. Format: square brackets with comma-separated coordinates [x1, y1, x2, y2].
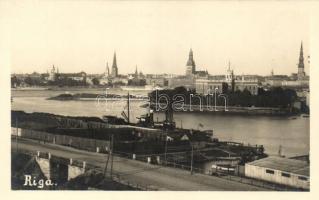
[245, 156, 309, 190]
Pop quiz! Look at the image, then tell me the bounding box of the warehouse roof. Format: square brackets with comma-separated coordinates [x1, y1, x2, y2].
[246, 156, 309, 177]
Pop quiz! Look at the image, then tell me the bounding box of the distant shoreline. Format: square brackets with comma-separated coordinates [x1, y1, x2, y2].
[47, 93, 149, 101]
[151, 103, 299, 116]
[11, 86, 109, 91]
[11, 87, 49, 91]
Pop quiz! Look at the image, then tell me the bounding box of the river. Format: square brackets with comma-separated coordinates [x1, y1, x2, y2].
[11, 88, 309, 157]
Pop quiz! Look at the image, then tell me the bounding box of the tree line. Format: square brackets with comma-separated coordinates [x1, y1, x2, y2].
[149, 86, 298, 108]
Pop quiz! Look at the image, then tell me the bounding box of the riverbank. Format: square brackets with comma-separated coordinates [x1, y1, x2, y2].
[151, 103, 297, 116]
[47, 93, 148, 101]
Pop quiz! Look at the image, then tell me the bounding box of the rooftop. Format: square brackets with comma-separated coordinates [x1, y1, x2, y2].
[247, 156, 309, 177]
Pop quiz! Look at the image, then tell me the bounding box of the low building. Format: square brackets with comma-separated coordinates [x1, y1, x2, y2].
[59, 72, 87, 82]
[245, 156, 309, 190]
[99, 76, 110, 85]
[110, 75, 128, 85]
[233, 75, 260, 95]
[195, 74, 260, 95]
[195, 78, 227, 94]
[168, 76, 195, 89]
[145, 77, 168, 87]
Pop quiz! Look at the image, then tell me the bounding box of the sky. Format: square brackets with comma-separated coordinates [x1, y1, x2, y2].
[6, 0, 311, 76]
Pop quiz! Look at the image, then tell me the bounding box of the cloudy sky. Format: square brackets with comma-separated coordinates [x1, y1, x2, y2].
[7, 0, 311, 75]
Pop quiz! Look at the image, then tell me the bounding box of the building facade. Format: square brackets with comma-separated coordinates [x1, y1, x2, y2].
[245, 157, 309, 190]
[195, 66, 260, 95]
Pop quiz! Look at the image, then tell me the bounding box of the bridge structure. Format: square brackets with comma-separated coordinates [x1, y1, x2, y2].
[35, 151, 86, 184]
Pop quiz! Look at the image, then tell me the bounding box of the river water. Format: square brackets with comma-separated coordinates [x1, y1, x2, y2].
[11, 89, 309, 157]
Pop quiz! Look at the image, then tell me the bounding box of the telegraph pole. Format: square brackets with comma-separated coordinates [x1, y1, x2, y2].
[103, 135, 111, 176]
[110, 134, 114, 179]
[190, 144, 194, 175]
[164, 131, 168, 164]
[16, 118, 18, 151]
[127, 92, 130, 124]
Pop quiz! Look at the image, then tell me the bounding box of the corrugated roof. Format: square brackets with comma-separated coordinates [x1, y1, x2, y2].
[246, 156, 309, 177]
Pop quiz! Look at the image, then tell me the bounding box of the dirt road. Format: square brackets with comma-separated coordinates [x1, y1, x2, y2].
[12, 138, 269, 191]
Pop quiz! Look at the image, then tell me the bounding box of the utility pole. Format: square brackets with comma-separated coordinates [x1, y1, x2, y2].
[110, 134, 114, 179]
[127, 92, 130, 124]
[16, 118, 18, 151]
[103, 135, 111, 176]
[190, 144, 194, 175]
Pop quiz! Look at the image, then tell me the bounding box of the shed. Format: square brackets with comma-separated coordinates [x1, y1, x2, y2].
[245, 156, 309, 190]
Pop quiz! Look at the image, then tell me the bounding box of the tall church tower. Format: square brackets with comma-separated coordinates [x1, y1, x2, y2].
[105, 62, 110, 77]
[111, 52, 118, 77]
[297, 42, 306, 80]
[186, 48, 196, 76]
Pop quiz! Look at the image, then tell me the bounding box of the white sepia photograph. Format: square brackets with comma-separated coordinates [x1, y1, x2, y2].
[1, 0, 318, 195]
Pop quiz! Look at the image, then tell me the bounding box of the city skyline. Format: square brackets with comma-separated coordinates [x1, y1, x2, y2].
[9, 1, 310, 75]
[11, 44, 309, 77]
[4, 0, 314, 193]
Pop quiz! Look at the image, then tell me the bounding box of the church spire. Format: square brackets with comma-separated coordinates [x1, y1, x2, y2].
[106, 62, 109, 76]
[186, 49, 195, 67]
[111, 52, 118, 77]
[134, 65, 139, 78]
[189, 48, 193, 57]
[112, 52, 117, 69]
[298, 42, 304, 69]
[297, 41, 306, 79]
